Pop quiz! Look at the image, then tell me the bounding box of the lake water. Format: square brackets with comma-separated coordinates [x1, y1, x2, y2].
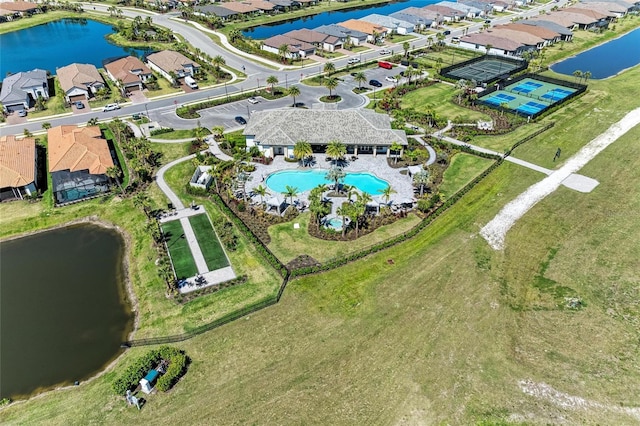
[0, 224, 133, 400]
[242, 0, 439, 39]
[550, 27, 640, 79]
[0, 18, 153, 76]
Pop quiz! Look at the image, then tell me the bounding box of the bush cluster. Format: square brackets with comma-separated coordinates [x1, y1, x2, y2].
[211, 216, 238, 251]
[112, 346, 187, 395]
[150, 127, 175, 136]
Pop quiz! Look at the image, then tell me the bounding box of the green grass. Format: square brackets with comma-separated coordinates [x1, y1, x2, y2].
[400, 83, 491, 122]
[267, 211, 421, 264]
[439, 153, 495, 198]
[161, 220, 198, 279]
[151, 129, 209, 140]
[189, 213, 229, 271]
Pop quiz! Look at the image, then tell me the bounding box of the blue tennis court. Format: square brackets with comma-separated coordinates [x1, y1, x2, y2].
[516, 102, 548, 115]
[541, 88, 574, 101]
[484, 93, 516, 105]
[510, 81, 543, 94]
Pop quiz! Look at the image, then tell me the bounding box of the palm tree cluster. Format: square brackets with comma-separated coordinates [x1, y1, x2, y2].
[572, 70, 592, 84]
[107, 118, 158, 186]
[293, 140, 313, 166]
[116, 16, 173, 42]
[335, 192, 372, 237]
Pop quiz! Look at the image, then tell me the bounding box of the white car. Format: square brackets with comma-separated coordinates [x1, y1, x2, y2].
[379, 49, 391, 55]
[103, 103, 120, 112]
[248, 97, 259, 104]
[347, 57, 360, 64]
[385, 76, 397, 82]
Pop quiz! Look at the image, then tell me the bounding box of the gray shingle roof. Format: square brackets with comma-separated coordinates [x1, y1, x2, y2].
[524, 19, 574, 35]
[243, 109, 407, 147]
[0, 69, 47, 104]
[314, 24, 368, 40]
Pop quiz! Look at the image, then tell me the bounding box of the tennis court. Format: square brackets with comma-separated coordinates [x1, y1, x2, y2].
[442, 56, 525, 84]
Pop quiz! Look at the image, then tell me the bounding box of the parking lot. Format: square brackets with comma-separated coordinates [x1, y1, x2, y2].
[194, 95, 295, 130]
[342, 64, 409, 90]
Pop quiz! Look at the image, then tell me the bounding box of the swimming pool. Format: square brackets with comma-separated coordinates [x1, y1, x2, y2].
[265, 170, 389, 195]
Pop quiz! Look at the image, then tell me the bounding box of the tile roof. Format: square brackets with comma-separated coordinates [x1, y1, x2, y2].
[563, 6, 609, 19]
[285, 28, 340, 45]
[243, 109, 407, 147]
[499, 23, 560, 39]
[263, 34, 315, 52]
[246, 0, 275, 10]
[0, 68, 47, 104]
[104, 56, 152, 85]
[396, 7, 443, 22]
[146, 50, 200, 74]
[461, 33, 524, 51]
[486, 28, 545, 45]
[0, 1, 39, 12]
[544, 11, 599, 25]
[579, 1, 627, 14]
[0, 135, 35, 188]
[47, 126, 114, 174]
[523, 19, 574, 35]
[424, 4, 463, 17]
[56, 63, 104, 93]
[340, 19, 387, 35]
[218, 1, 258, 13]
[359, 14, 415, 30]
[314, 24, 368, 40]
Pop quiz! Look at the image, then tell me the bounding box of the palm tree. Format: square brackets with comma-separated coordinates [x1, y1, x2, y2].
[229, 29, 242, 43]
[212, 125, 224, 140]
[323, 61, 335, 75]
[282, 185, 299, 206]
[583, 70, 591, 83]
[212, 55, 225, 71]
[326, 166, 346, 190]
[106, 166, 124, 194]
[192, 124, 207, 144]
[352, 192, 371, 237]
[253, 184, 269, 206]
[133, 192, 151, 217]
[485, 43, 493, 55]
[324, 77, 338, 98]
[325, 140, 346, 163]
[293, 140, 313, 166]
[335, 205, 348, 236]
[500, 102, 509, 116]
[353, 72, 366, 89]
[266, 75, 279, 93]
[378, 186, 396, 204]
[278, 44, 289, 63]
[41, 122, 51, 130]
[403, 41, 410, 58]
[288, 85, 300, 107]
[413, 170, 429, 197]
[404, 67, 415, 85]
[572, 70, 582, 83]
[390, 141, 403, 164]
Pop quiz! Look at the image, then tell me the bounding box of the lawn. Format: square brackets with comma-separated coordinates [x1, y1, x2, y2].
[150, 129, 209, 140]
[438, 153, 495, 198]
[400, 82, 491, 123]
[189, 213, 229, 271]
[161, 219, 197, 279]
[267, 211, 421, 264]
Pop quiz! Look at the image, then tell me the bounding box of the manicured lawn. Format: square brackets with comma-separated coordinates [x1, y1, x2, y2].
[439, 153, 495, 198]
[161, 219, 197, 279]
[400, 82, 491, 123]
[267, 211, 421, 264]
[151, 128, 209, 140]
[189, 213, 229, 271]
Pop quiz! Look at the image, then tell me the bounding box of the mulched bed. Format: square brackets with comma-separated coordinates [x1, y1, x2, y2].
[286, 255, 321, 270]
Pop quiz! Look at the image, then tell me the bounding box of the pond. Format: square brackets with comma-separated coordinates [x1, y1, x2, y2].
[0, 18, 153, 76]
[550, 27, 640, 79]
[0, 224, 133, 400]
[242, 0, 439, 39]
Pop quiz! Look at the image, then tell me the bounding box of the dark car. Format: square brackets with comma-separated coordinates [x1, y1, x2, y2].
[369, 79, 382, 87]
[235, 116, 247, 125]
[443, 30, 451, 36]
[75, 101, 85, 109]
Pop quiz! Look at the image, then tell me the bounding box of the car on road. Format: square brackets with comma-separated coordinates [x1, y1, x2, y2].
[485, 19, 492, 24]
[17, 109, 27, 117]
[379, 49, 391, 55]
[369, 79, 382, 87]
[235, 116, 247, 125]
[248, 97, 259, 104]
[385, 76, 397, 83]
[103, 103, 120, 112]
[75, 101, 85, 109]
[347, 57, 360, 64]
[443, 30, 451, 36]
[452, 37, 460, 43]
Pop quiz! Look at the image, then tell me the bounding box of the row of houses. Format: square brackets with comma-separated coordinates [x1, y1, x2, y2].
[0, 125, 116, 204]
[0, 50, 200, 113]
[195, 0, 318, 21]
[459, 0, 639, 56]
[0, 1, 42, 22]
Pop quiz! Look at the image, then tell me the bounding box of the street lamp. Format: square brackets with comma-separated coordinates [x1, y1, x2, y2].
[144, 103, 149, 117]
[285, 73, 288, 89]
[224, 81, 229, 101]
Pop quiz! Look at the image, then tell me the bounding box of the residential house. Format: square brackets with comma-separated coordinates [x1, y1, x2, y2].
[0, 1, 41, 18]
[314, 24, 368, 46]
[195, 4, 239, 20]
[458, 0, 496, 15]
[104, 56, 153, 93]
[358, 14, 415, 35]
[0, 135, 37, 201]
[146, 50, 200, 84]
[395, 7, 442, 27]
[267, 0, 301, 11]
[246, 0, 276, 12]
[459, 33, 525, 56]
[540, 11, 601, 30]
[465, 0, 509, 13]
[578, 2, 628, 18]
[339, 19, 387, 43]
[243, 109, 407, 158]
[436, 1, 484, 18]
[56, 63, 106, 103]
[563, 6, 610, 27]
[285, 29, 342, 52]
[0, 69, 49, 113]
[486, 28, 545, 50]
[424, 4, 464, 22]
[217, 1, 259, 16]
[47, 126, 115, 204]
[262, 34, 315, 58]
[523, 20, 574, 41]
[389, 12, 433, 30]
[499, 23, 561, 45]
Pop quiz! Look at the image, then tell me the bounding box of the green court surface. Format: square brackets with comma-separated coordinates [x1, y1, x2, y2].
[445, 57, 521, 82]
[162, 220, 198, 279]
[189, 213, 229, 271]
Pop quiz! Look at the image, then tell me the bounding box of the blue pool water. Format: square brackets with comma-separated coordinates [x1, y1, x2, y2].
[265, 169, 389, 195]
[0, 19, 153, 76]
[550, 27, 640, 79]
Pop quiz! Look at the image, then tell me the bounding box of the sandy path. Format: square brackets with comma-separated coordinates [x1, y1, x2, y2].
[481, 108, 640, 250]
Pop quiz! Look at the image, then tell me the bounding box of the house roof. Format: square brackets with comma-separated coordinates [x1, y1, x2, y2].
[218, 1, 258, 13]
[499, 22, 560, 39]
[397, 7, 443, 22]
[56, 63, 104, 93]
[580, 0, 635, 9]
[486, 28, 545, 45]
[461, 33, 524, 52]
[424, 4, 463, 17]
[246, 0, 275, 10]
[359, 14, 415, 30]
[263, 34, 315, 52]
[523, 19, 574, 36]
[579, 1, 627, 15]
[0, 69, 47, 104]
[437, 1, 483, 14]
[0, 1, 39, 12]
[285, 29, 340, 45]
[196, 4, 238, 16]
[146, 50, 200, 73]
[0, 135, 35, 188]
[340, 19, 387, 35]
[314, 24, 368, 40]
[104, 56, 152, 85]
[47, 126, 114, 174]
[243, 109, 408, 147]
[268, 0, 296, 7]
[543, 11, 599, 26]
[389, 12, 433, 26]
[563, 6, 609, 19]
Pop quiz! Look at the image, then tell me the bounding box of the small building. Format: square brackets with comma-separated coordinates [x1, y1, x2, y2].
[243, 109, 408, 158]
[314, 24, 368, 46]
[104, 56, 153, 93]
[47, 125, 115, 204]
[284, 29, 343, 52]
[190, 165, 214, 190]
[56, 63, 106, 103]
[146, 50, 200, 84]
[0, 69, 49, 113]
[140, 369, 159, 394]
[262, 34, 315, 59]
[578, 1, 630, 18]
[339, 19, 387, 43]
[358, 14, 415, 35]
[0, 135, 37, 201]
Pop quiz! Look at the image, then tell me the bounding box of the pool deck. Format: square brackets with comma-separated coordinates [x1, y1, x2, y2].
[245, 153, 419, 210]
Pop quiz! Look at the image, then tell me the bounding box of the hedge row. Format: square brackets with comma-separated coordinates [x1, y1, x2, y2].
[432, 139, 503, 160]
[504, 122, 555, 157]
[155, 347, 187, 392]
[150, 127, 175, 136]
[112, 346, 186, 395]
[211, 194, 287, 277]
[176, 92, 256, 119]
